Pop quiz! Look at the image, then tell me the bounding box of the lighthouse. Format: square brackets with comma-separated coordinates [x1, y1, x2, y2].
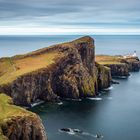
[133, 51, 137, 57]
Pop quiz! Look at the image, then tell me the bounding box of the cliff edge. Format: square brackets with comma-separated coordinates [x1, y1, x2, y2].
[0, 94, 47, 140]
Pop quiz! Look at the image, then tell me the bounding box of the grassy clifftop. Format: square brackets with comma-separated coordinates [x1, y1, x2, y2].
[0, 51, 61, 85]
[0, 36, 93, 86]
[95, 55, 122, 65]
[0, 93, 33, 120]
[96, 55, 140, 77]
[0, 94, 33, 140]
[0, 94, 47, 140]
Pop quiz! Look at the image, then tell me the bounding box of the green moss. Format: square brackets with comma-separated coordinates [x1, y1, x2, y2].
[82, 75, 96, 96]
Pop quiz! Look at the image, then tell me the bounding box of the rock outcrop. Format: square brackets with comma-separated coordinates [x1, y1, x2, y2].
[96, 55, 140, 78]
[120, 57, 140, 72]
[0, 36, 111, 106]
[104, 63, 129, 77]
[0, 94, 47, 140]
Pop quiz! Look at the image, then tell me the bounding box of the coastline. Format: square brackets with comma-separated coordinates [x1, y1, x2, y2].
[0, 36, 140, 140]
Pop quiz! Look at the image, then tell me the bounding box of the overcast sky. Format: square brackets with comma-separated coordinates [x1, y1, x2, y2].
[0, 0, 140, 35]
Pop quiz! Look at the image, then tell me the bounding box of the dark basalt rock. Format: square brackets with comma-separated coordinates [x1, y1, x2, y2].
[60, 128, 83, 133]
[60, 128, 71, 132]
[104, 63, 130, 77]
[124, 57, 140, 72]
[96, 55, 140, 78]
[103, 57, 140, 78]
[95, 63, 112, 90]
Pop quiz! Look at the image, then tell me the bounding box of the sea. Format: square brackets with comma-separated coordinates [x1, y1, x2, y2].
[1, 35, 140, 140]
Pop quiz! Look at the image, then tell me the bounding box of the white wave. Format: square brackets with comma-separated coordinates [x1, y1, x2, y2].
[87, 97, 102, 101]
[82, 132, 104, 139]
[65, 98, 82, 101]
[59, 128, 104, 139]
[113, 76, 128, 79]
[57, 102, 63, 105]
[71, 98, 82, 101]
[73, 129, 81, 132]
[67, 131, 75, 135]
[59, 128, 75, 135]
[104, 86, 114, 91]
[82, 132, 96, 137]
[129, 74, 132, 78]
[31, 100, 44, 107]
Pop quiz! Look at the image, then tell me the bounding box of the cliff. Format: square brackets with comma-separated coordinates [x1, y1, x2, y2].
[96, 55, 140, 77]
[95, 63, 112, 90]
[0, 94, 47, 140]
[0, 36, 111, 106]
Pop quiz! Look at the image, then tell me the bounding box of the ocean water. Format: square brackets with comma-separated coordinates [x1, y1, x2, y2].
[1, 35, 140, 140]
[0, 35, 140, 57]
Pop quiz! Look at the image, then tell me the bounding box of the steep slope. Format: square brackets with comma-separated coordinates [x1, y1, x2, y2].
[0, 36, 111, 106]
[95, 63, 111, 90]
[0, 94, 47, 140]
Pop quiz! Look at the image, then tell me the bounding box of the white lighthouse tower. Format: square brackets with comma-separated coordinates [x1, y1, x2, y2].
[132, 51, 137, 57]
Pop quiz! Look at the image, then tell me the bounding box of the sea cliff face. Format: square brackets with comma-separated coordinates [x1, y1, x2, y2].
[0, 94, 47, 140]
[96, 63, 112, 90]
[104, 63, 129, 77]
[121, 57, 140, 72]
[96, 55, 140, 78]
[0, 36, 111, 106]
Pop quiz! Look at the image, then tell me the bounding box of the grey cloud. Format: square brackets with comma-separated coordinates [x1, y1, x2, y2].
[0, 0, 139, 29]
[0, 1, 82, 19]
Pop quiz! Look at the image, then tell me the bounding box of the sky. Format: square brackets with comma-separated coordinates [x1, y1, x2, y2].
[0, 0, 140, 35]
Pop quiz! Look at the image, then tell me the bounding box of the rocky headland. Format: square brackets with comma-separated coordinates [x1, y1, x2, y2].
[96, 55, 140, 78]
[0, 36, 111, 106]
[0, 36, 139, 140]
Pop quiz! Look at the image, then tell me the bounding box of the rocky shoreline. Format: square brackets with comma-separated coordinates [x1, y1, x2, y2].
[0, 36, 139, 140]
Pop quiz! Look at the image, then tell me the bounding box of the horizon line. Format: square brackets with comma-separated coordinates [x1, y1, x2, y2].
[0, 27, 140, 35]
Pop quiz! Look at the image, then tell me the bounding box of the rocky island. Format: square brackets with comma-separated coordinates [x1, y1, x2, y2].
[0, 36, 139, 140]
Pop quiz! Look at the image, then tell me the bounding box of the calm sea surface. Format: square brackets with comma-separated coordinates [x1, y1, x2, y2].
[0, 35, 140, 57]
[1, 35, 140, 140]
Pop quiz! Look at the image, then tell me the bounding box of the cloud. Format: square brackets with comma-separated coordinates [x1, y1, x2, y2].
[0, 0, 140, 34]
[0, 26, 140, 35]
